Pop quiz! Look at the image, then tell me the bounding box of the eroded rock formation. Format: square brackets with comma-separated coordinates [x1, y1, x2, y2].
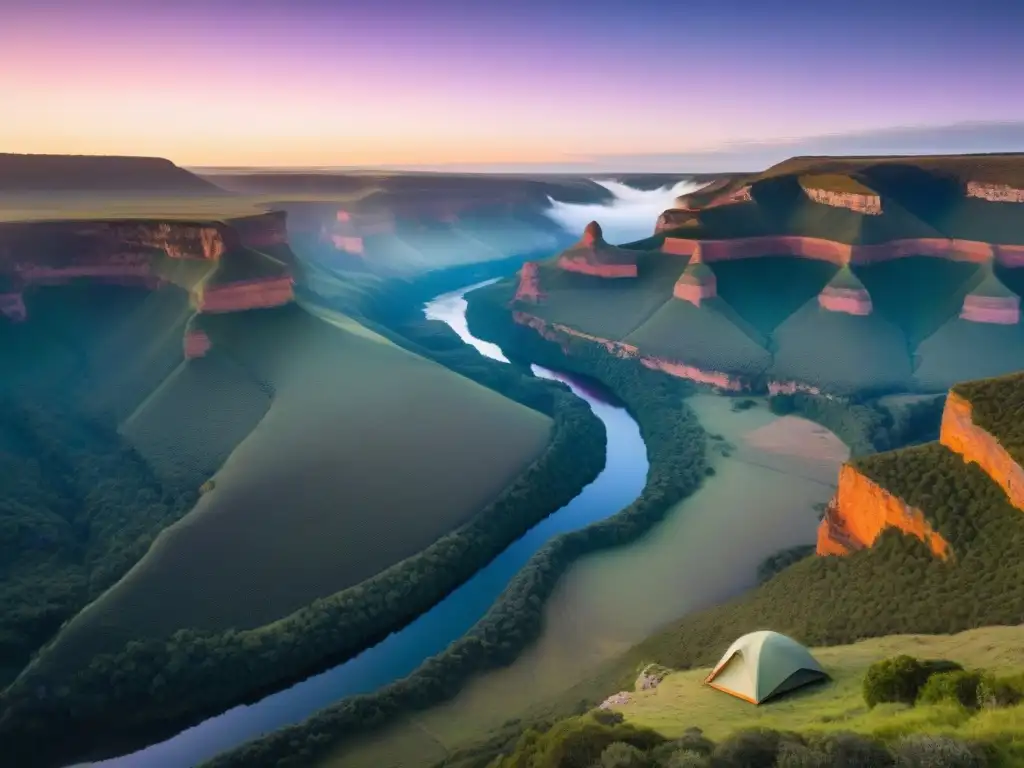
[959, 269, 1020, 324]
[816, 465, 951, 559]
[555, 222, 638, 278]
[966, 181, 1024, 203]
[706, 185, 752, 208]
[673, 254, 717, 306]
[940, 391, 1024, 511]
[183, 327, 212, 359]
[513, 262, 544, 303]
[818, 267, 873, 315]
[804, 187, 882, 215]
[194, 277, 295, 314]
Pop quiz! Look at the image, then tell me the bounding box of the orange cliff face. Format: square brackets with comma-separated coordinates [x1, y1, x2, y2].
[804, 188, 882, 215]
[940, 391, 1024, 511]
[514, 262, 544, 303]
[194, 277, 295, 314]
[816, 465, 952, 560]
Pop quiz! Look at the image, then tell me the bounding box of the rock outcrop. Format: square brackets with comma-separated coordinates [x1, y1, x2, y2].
[959, 268, 1020, 324]
[513, 261, 544, 303]
[818, 266, 872, 315]
[804, 187, 882, 215]
[816, 465, 952, 559]
[940, 391, 1024, 511]
[706, 185, 752, 208]
[966, 181, 1024, 204]
[194, 277, 294, 314]
[554, 222, 638, 278]
[183, 327, 212, 358]
[231, 211, 290, 249]
[673, 254, 717, 306]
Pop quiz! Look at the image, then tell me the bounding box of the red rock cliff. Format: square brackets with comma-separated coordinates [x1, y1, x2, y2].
[940, 391, 1024, 511]
[673, 255, 717, 306]
[816, 465, 952, 559]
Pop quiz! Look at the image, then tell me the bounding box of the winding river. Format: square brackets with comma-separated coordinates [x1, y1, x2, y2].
[81, 280, 649, 768]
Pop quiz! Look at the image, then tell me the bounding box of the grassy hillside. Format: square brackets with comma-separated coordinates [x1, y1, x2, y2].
[30, 303, 553, 673]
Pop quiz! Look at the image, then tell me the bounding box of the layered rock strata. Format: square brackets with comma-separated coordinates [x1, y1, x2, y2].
[554, 222, 638, 278]
[661, 236, 1012, 265]
[816, 465, 952, 559]
[183, 327, 212, 359]
[940, 391, 1024, 511]
[966, 182, 1024, 203]
[673, 256, 717, 306]
[958, 269, 1020, 324]
[817, 267, 872, 315]
[804, 187, 882, 215]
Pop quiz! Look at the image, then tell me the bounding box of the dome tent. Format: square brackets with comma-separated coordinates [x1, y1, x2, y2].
[703, 631, 828, 704]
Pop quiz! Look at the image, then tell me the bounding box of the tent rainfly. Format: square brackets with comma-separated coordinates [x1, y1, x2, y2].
[703, 630, 828, 704]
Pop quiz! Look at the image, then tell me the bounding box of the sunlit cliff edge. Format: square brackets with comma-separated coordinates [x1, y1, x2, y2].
[817, 372, 1024, 558]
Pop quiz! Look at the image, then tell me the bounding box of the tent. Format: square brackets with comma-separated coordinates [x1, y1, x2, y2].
[703, 630, 828, 704]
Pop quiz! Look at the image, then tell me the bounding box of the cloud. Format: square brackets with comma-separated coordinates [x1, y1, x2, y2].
[571, 121, 1024, 173]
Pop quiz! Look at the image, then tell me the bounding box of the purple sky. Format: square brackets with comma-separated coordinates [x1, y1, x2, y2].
[2, 0, 1023, 170]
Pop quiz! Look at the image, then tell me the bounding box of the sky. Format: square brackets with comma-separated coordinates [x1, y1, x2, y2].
[2, 0, 1024, 171]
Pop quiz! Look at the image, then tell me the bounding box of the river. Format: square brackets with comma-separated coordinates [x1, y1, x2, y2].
[78, 279, 649, 768]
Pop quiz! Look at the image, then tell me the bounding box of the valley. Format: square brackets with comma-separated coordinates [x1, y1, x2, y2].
[1, 152, 1023, 768]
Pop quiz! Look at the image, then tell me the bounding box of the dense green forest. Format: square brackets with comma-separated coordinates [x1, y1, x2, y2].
[0, 397, 196, 686]
[193, 284, 709, 768]
[954, 372, 1024, 464]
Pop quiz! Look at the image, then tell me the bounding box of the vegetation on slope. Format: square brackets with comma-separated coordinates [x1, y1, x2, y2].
[953, 371, 1024, 466]
[192, 280, 709, 768]
[0, 302, 602, 767]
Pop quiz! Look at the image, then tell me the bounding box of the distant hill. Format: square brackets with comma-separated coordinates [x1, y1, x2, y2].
[0, 154, 224, 194]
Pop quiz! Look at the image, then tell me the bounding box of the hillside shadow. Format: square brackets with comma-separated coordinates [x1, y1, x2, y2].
[861, 164, 963, 230]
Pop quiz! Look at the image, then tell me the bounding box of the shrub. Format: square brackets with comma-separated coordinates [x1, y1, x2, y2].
[891, 734, 987, 768]
[774, 742, 830, 768]
[976, 673, 1024, 709]
[600, 741, 649, 768]
[811, 731, 895, 767]
[650, 728, 715, 762]
[710, 728, 798, 766]
[863, 656, 963, 708]
[592, 709, 626, 726]
[663, 750, 710, 768]
[917, 671, 984, 709]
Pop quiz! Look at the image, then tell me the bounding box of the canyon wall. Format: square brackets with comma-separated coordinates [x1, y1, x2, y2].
[816, 465, 952, 559]
[194, 277, 295, 314]
[184, 327, 212, 359]
[673, 267, 717, 306]
[706, 185, 752, 208]
[960, 294, 1021, 324]
[966, 182, 1024, 204]
[804, 188, 882, 215]
[661, 235, 1006, 265]
[818, 286, 873, 315]
[230, 211, 290, 249]
[940, 391, 1024, 511]
[555, 256, 638, 278]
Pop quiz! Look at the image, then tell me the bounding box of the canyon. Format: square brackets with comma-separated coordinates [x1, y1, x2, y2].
[0, 213, 295, 329]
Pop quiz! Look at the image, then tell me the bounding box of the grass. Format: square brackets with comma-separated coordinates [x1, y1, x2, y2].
[624, 297, 772, 376]
[30, 302, 553, 675]
[609, 625, 1024, 743]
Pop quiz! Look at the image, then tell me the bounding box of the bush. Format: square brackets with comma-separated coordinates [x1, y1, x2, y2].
[863, 656, 963, 708]
[976, 672, 1024, 709]
[774, 742, 830, 768]
[891, 734, 987, 768]
[917, 671, 984, 709]
[592, 710, 626, 726]
[710, 728, 798, 766]
[650, 728, 715, 762]
[663, 750, 710, 768]
[811, 731, 895, 767]
[600, 741, 650, 768]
